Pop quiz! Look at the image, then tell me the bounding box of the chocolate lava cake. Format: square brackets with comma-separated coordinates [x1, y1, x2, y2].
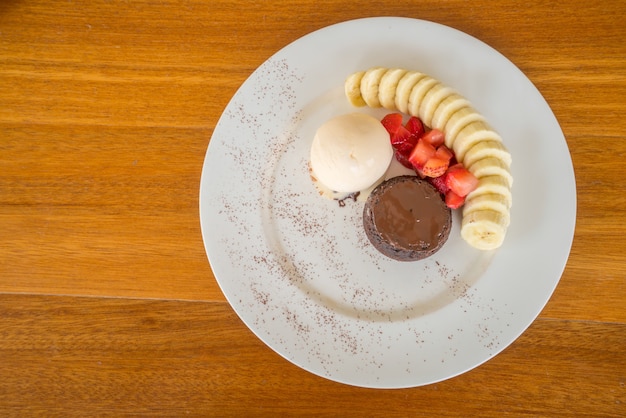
[363, 175, 452, 261]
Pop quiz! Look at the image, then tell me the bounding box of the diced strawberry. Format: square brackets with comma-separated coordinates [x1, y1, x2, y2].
[422, 157, 449, 178]
[445, 165, 479, 197]
[408, 139, 436, 170]
[428, 174, 450, 195]
[445, 190, 465, 209]
[405, 116, 425, 138]
[381, 113, 417, 153]
[402, 116, 425, 155]
[394, 149, 414, 169]
[391, 127, 417, 153]
[421, 129, 445, 147]
[380, 113, 404, 135]
[435, 144, 454, 162]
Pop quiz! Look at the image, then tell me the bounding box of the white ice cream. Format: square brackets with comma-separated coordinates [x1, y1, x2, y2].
[310, 113, 393, 194]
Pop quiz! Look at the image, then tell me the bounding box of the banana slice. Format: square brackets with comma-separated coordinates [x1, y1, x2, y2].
[463, 193, 511, 227]
[431, 94, 471, 130]
[468, 157, 513, 188]
[461, 209, 508, 250]
[394, 71, 427, 114]
[345, 71, 366, 107]
[419, 84, 456, 128]
[452, 120, 503, 163]
[443, 107, 486, 149]
[465, 175, 512, 208]
[378, 68, 408, 109]
[344, 67, 513, 251]
[463, 140, 512, 168]
[407, 77, 439, 117]
[360, 67, 388, 108]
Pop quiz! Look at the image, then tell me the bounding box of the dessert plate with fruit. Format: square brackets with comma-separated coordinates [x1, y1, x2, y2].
[199, 17, 576, 388]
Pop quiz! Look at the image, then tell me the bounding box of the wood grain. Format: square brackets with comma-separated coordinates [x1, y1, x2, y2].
[0, 295, 624, 417]
[1, 0, 625, 415]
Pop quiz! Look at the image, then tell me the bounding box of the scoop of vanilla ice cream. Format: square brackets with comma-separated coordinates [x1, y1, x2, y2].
[310, 113, 393, 193]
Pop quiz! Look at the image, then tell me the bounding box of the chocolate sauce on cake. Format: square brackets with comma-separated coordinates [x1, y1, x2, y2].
[363, 176, 452, 261]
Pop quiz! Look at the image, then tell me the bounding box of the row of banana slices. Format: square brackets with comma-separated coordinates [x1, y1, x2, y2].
[345, 67, 513, 250]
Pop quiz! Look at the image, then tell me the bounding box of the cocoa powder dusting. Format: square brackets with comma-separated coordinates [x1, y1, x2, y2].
[209, 55, 510, 385]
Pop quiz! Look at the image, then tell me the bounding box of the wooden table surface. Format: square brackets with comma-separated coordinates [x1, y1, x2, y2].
[1, 0, 625, 416]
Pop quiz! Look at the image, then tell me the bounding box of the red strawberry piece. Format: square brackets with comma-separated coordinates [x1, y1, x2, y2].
[392, 128, 417, 153]
[381, 113, 404, 134]
[408, 139, 436, 170]
[394, 149, 414, 169]
[381, 113, 416, 153]
[435, 144, 454, 162]
[428, 174, 450, 195]
[421, 129, 445, 147]
[445, 164, 479, 197]
[422, 157, 449, 178]
[445, 190, 465, 209]
[405, 116, 425, 138]
[447, 163, 465, 172]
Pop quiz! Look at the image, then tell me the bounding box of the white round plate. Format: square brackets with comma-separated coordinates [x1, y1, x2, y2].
[199, 17, 576, 388]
